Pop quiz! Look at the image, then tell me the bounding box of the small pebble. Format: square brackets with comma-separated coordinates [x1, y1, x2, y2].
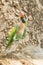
[28, 14, 33, 21]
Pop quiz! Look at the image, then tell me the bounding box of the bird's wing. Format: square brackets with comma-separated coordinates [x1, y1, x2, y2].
[6, 25, 19, 49]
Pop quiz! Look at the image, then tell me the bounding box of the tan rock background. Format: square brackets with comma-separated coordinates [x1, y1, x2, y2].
[0, 0, 43, 65]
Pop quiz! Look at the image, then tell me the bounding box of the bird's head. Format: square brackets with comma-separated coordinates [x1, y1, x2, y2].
[20, 13, 26, 24]
[20, 12, 24, 18]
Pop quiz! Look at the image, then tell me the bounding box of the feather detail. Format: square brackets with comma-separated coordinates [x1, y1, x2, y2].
[6, 21, 26, 49]
[18, 22, 25, 35]
[6, 25, 19, 49]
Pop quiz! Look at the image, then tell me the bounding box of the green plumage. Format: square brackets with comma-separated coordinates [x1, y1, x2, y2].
[6, 24, 26, 49]
[6, 22, 27, 49]
[6, 25, 19, 49]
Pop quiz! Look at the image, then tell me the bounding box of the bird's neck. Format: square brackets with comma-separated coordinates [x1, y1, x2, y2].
[20, 22, 25, 28]
[21, 17, 26, 24]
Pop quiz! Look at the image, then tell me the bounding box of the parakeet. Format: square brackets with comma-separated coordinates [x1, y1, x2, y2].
[6, 13, 27, 49]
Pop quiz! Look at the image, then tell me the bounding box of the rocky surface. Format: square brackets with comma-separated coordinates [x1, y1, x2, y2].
[0, 58, 35, 65]
[0, 0, 43, 65]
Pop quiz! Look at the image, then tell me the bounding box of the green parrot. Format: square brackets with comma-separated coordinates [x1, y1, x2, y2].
[6, 13, 27, 49]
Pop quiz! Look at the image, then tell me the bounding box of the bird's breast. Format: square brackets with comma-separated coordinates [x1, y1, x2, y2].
[18, 22, 25, 35]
